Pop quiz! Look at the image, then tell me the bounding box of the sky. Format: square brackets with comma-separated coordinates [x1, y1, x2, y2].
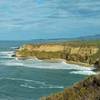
[0, 0, 100, 40]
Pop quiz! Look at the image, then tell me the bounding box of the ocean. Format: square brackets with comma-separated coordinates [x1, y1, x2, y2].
[0, 41, 96, 100]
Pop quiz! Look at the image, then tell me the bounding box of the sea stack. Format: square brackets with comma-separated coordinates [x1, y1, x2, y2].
[94, 58, 100, 69]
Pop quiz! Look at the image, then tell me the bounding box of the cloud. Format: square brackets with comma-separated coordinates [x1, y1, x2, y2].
[0, 0, 100, 40]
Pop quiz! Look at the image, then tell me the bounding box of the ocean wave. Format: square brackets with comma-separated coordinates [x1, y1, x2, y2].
[1, 59, 97, 76]
[0, 52, 95, 74]
[0, 51, 15, 58]
[0, 77, 46, 86]
[0, 77, 46, 85]
[70, 70, 97, 75]
[20, 84, 36, 89]
[4, 61, 24, 66]
[1, 58, 94, 71]
[0, 51, 14, 55]
[0, 77, 64, 89]
[0, 50, 93, 71]
[39, 86, 64, 89]
[20, 83, 64, 89]
[62, 63, 94, 71]
[10, 47, 18, 49]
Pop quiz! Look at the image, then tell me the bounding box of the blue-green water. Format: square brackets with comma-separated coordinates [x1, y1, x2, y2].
[0, 41, 96, 100]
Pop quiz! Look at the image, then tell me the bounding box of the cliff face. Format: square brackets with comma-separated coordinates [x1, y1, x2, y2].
[18, 44, 98, 54]
[41, 74, 100, 100]
[22, 44, 64, 52]
[16, 42, 100, 66]
[15, 41, 100, 100]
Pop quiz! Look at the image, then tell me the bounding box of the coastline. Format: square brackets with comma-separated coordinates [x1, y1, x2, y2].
[15, 40, 100, 69]
[66, 60, 92, 67]
[15, 41, 100, 68]
[40, 74, 100, 100]
[14, 41, 100, 100]
[15, 56, 92, 68]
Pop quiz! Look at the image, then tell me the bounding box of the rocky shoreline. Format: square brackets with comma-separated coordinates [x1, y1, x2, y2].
[14, 41, 100, 100]
[15, 41, 100, 68]
[40, 74, 100, 100]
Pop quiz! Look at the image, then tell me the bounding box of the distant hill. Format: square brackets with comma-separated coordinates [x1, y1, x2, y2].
[31, 34, 100, 43]
[77, 34, 100, 40]
[30, 38, 72, 44]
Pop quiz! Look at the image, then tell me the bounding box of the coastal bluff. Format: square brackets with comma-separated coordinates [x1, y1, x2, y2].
[41, 74, 100, 100]
[15, 41, 100, 67]
[15, 41, 100, 100]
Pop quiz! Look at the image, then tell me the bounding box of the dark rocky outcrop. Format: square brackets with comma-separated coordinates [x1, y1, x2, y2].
[41, 74, 100, 100]
[94, 59, 100, 69]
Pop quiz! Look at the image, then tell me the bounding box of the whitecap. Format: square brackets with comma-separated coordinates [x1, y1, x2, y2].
[10, 47, 18, 49]
[0, 77, 46, 85]
[22, 62, 93, 71]
[70, 70, 97, 75]
[20, 84, 36, 89]
[21, 59, 89, 70]
[39, 86, 64, 89]
[20, 83, 64, 89]
[5, 62, 24, 66]
[0, 51, 14, 55]
[1, 58, 95, 71]
[0, 59, 24, 66]
[0, 51, 15, 58]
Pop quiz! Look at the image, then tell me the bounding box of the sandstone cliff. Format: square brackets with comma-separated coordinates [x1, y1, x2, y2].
[16, 42, 100, 67]
[15, 41, 100, 100]
[16, 41, 100, 67]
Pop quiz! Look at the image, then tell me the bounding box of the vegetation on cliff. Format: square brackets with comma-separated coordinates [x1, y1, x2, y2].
[16, 40, 100, 67]
[15, 40, 100, 100]
[41, 74, 100, 100]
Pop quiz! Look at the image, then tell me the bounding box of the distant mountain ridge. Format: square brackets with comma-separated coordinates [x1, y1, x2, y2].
[31, 34, 100, 43]
[77, 34, 100, 40]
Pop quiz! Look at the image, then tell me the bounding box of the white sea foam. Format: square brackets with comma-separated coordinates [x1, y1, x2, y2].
[2, 59, 97, 75]
[0, 51, 14, 55]
[20, 84, 36, 89]
[0, 51, 15, 58]
[39, 86, 64, 89]
[20, 83, 64, 89]
[5, 61, 24, 66]
[70, 70, 97, 75]
[0, 77, 46, 85]
[1, 58, 94, 71]
[27, 62, 92, 71]
[10, 47, 18, 49]
[0, 77, 64, 89]
[1, 53, 97, 76]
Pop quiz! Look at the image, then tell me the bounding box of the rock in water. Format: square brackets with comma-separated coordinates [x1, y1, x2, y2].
[94, 59, 100, 69]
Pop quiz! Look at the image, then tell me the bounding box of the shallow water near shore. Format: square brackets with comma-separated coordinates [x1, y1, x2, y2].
[0, 41, 97, 100]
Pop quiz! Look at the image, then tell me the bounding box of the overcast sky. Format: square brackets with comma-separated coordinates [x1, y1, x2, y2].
[0, 0, 100, 40]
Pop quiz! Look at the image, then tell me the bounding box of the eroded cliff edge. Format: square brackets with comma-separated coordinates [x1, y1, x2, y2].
[40, 74, 100, 100]
[15, 41, 100, 67]
[15, 41, 100, 100]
